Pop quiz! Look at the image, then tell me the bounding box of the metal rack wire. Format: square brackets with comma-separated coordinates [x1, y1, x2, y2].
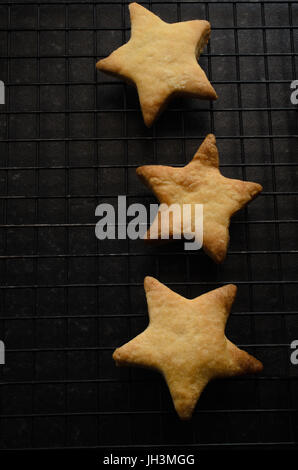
[0, 0, 297, 451]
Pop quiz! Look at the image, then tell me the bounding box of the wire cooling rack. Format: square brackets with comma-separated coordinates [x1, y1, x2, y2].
[0, 0, 297, 452]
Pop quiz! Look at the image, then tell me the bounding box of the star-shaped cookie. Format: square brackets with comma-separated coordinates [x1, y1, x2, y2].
[136, 134, 263, 263]
[96, 2, 217, 127]
[113, 277, 263, 420]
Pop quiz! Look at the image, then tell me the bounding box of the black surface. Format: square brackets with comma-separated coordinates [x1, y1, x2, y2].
[0, 0, 298, 452]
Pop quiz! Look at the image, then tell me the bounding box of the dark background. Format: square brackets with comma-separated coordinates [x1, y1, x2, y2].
[0, 0, 297, 453]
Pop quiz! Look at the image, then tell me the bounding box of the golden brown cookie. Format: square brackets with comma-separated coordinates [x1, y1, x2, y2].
[136, 134, 263, 263]
[113, 277, 263, 420]
[96, 2, 217, 127]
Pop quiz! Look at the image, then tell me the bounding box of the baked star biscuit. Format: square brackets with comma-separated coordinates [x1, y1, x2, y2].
[96, 2, 217, 127]
[113, 277, 263, 420]
[136, 134, 263, 263]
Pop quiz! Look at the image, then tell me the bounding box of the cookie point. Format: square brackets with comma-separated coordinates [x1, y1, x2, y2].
[95, 59, 103, 70]
[226, 283, 237, 296]
[96, 57, 110, 72]
[254, 358, 264, 374]
[136, 166, 144, 177]
[211, 248, 227, 264]
[144, 276, 160, 291]
[245, 181, 263, 198]
[175, 401, 194, 421]
[243, 353, 264, 375]
[129, 2, 138, 10]
[222, 283, 238, 303]
[206, 133, 216, 144]
[143, 114, 154, 128]
[211, 88, 218, 100]
[255, 182, 263, 194]
[178, 410, 192, 421]
[112, 348, 122, 364]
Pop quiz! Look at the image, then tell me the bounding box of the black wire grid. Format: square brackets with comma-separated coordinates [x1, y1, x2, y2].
[0, 0, 297, 451]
